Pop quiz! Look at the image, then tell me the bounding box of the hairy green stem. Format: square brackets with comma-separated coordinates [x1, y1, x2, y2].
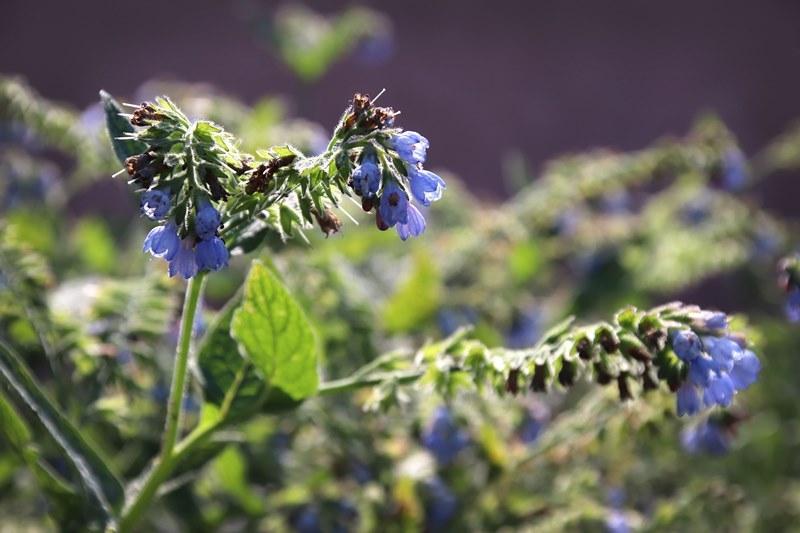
[120, 273, 206, 531]
[317, 369, 424, 396]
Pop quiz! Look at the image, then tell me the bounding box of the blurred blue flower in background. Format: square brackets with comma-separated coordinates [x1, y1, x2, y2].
[785, 288, 800, 322]
[422, 406, 470, 465]
[437, 307, 478, 336]
[424, 477, 457, 529]
[506, 308, 543, 349]
[721, 148, 748, 191]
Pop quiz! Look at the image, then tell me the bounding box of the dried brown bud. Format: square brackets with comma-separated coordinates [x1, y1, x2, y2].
[530, 364, 549, 392]
[245, 164, 270, 195]
[361, 196, 375, 212]
[125, 152, 150, 176]
[352, 93, 371, 114]
[575, 336, 593, 360]
[130, 103, 161, 126]
[617, 374, 633, 401]
[203, 171, 228, 201]
[505, 368, 520, 395]
[375, 210, 389, 231]
[313, 208, 342, 237]
[558, 361, 576, 387]
[363, 106, 396, 130]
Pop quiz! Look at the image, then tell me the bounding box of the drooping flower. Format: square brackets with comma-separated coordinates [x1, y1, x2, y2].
[676, 382, 703, 416]
[352, 153, 381, 198]
[195, 237, 229, 272]
[681, 419, 732, 455]
[140, 189, 171, 220]
[143, 221, 180, 260]
[729, 349, 761, 390]
[395, 203, 426, 240]
[392, 131, 429, 165]
[168, 238, 198, 279]
[786, 288, 800, 322]
[408, 166, 446, 206]
[671, 330, 702, 361]
[422, 406, 470, 465]
[195, 199, 221, 239]
[378, 181, 408, 227]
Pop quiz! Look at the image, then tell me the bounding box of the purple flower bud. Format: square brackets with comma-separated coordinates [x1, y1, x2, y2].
[195, 199, 221, 239]
[140, 189, 171, 220]
[676, 382, 702, 416]
[352, 153, 381, 197]
[671, 330, 702, 361]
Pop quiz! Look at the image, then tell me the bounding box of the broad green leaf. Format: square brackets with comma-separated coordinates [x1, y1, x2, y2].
[231, 260, 318, 400]
[0, 339, 124, 518]
[99, 90, 147, 164]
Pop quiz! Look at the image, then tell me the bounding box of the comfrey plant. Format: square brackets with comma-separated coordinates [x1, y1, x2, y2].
[0, 88, 765, 532]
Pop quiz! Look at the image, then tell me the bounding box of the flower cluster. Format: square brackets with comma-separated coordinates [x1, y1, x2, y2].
[106, 91, 445, 280]
[342, 93, 446, 240]
[140, 192, 228, 279]
[672, 313, 760, 416]
[421, 406, 470, 465]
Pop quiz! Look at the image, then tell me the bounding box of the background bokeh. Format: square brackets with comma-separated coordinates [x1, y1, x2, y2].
[3, 0, 800, 203]
[2, 2, 800, 531]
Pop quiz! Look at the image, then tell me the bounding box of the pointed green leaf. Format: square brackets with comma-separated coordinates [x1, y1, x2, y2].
[0, 339, 124, 518]
[99, 90, 147, 164]
[231, 261, 318, 400]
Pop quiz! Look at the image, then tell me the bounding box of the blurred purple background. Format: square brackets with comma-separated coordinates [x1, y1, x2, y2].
[2, 0, 800, 201]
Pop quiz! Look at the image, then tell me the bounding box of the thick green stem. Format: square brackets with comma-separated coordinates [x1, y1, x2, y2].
[119, 273, 206, 531]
